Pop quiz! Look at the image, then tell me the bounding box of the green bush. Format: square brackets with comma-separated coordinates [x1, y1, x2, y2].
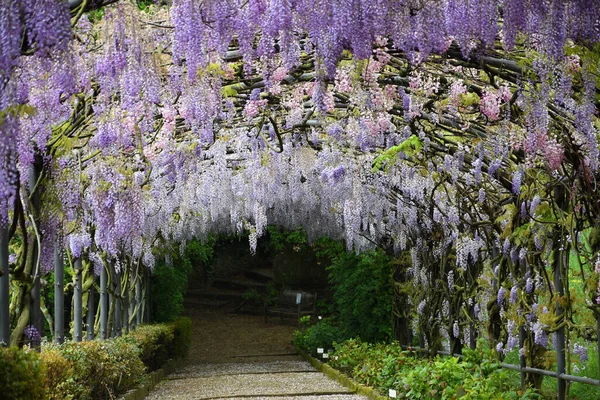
[0, 346, 46, 400]
[40, 347, 72, 400]
[315, 238, 394, 342]
[169, 316, 192, 359]
[42, 338, 145, 400]
[326, 339, 541, 400]
[150, 259, 191, 323]
[129, 324, 174, 371]
[151, 239, 214, 322]
[294, 317, 346, 355]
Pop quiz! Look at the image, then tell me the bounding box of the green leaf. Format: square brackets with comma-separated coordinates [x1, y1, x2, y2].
[372, 135, 423, 172]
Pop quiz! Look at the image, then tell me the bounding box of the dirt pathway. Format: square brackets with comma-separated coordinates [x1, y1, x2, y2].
[145, 308, 367, 399]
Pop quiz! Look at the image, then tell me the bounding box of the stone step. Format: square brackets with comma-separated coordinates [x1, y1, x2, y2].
[212, 277, 267, 291]
[186, 287, 244, 301]
[183, 298, 233, 309]
[242, 268, 275, 283]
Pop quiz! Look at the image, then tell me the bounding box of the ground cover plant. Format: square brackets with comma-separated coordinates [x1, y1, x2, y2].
[326, 339, 542, 399]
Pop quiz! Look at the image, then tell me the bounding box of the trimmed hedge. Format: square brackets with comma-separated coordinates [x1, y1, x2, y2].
[0, 346, 46, 400]
[42, 337, 145, 400]
[0, 316, 195, 400]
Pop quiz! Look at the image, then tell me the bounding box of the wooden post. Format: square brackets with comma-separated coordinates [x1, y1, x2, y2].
[54, 242, 64, 344]
[0, 223, 9, 346]
[73, 258, 83, 342]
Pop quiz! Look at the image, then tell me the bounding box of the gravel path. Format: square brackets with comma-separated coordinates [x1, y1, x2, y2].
[145, 308, 367, 399]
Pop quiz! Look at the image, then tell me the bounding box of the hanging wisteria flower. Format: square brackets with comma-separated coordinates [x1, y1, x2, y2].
[480, 90, 501, 121]
[512, 169, 524, 195]
[526, 277, 534, 294]
[509, 285, 518, 304]
[573, 343, 589, 364]
[497, 286, 507, 305]
[24, 325, 41, 347]
[532, 321, 548, 347]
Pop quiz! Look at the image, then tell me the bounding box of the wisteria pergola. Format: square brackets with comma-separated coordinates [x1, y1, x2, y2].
[1, 1, 600, 398]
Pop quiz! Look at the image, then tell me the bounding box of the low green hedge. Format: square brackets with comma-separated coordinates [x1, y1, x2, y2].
[0, 346, 46, 400]
[0, 317, 193, 400]
[42, 337, 145, 400]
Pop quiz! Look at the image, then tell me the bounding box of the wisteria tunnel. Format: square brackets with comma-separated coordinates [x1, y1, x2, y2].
[1, 0, 600, 399]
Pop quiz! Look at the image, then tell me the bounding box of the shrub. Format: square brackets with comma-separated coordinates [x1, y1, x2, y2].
[294, 317, 346, 355]
[151, 239, 214, 323]
[315, 238, 394, 342]
[0, 346, 46, 400]
[129, 324, 174, 371]
[150, 259, 191, 323]
[42, 338, 145, 400]
[169, 316, 192, 359]
[40, 347, 73, 400]
[325, 339, 542, 400]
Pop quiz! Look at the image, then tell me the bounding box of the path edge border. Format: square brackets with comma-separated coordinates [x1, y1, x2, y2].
[117, 358, 180, 400]
[298, 351, 388, 400]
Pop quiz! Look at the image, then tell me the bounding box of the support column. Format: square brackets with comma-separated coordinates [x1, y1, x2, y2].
[135, 275, 142, 327]
[86, 285, 95, 340]
[113, 268, 122, 337]
[0, 223, 9, 346]
[144, 266, 150, 323]
[73, 258, 83, 342]
[100, 264, 108, 339]
[29, 158, 43, 337]
[555, 249, 566, 400]
[54, 242, 64, 344]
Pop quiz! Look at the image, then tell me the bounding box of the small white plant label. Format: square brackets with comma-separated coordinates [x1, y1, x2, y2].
[296, 293, 302, 304]
[323, 353, 329, 359]
[317, 348, 324, 354]
[389, 389, 397, 398]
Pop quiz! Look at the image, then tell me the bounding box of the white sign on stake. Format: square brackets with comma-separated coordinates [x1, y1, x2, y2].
[323, 353, 329, 359]
[389, 389, 397, 398]
[317, 348, 324, 354]
[296, 293, 302, 304]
